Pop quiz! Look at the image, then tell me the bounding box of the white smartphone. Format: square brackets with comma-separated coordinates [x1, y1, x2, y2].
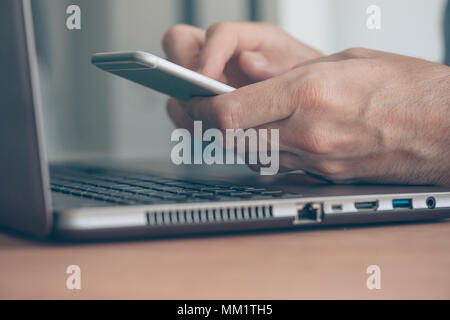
[91, 51, 235, 101]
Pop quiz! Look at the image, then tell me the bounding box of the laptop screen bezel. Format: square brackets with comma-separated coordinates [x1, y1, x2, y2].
[0, 0, 52, 237]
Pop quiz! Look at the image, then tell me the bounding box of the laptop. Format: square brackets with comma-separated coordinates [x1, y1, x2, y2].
[1, 0, 449, 240]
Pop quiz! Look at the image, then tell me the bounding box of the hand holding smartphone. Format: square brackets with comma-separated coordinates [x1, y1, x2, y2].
[92, 51, 235, 101]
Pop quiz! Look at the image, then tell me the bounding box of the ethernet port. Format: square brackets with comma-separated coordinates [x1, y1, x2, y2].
[294, 203, 323, 225]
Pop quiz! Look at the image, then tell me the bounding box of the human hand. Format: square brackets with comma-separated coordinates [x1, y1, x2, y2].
[184, 48, 450, 186]
[161, 22, 322, 131]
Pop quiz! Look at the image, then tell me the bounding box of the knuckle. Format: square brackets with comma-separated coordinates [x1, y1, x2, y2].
[254, 21, 274, 30]
[342, 47, 370, 58]
[314, 161, 346, 177]
[298, 126, 335, 155]
[295, 67, 331, 112]
[162, 25, 187, 51]
[214, 98, 241, 130]
[207, 21, 232, 36]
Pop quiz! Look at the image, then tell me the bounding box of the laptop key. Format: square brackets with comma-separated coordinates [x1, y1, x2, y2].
[230, 186, 255, 191]
[190, 192, 215, 199]
[228, 192, 253, 198]
[245, 188, 266, 193]
[261, 190, 283, 196]
[199, 187, 225, 192]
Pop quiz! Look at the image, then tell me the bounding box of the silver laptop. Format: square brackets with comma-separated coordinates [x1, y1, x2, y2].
[1, 0, 449, 240]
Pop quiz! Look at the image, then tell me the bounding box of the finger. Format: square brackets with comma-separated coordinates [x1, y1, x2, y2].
[277, 151, 307, 173]
[247, 151, 335, 175]
[246, 151, 304, 173]
[166, 98, 194, 133]
[255, 116, 382, 161]
[185, 74, 295, 130]
[198, 22, 323, 80]
[162, 24, 205, 69]
[198, 22, 275, 79]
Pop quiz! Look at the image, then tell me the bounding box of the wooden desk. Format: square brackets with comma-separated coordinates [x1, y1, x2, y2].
[1, 220, 449, 299]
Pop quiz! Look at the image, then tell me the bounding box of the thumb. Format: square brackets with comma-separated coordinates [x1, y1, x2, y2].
[238, 51, 300, 81]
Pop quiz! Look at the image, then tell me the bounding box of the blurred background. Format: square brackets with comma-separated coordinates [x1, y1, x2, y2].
[31, 0, 448, 162]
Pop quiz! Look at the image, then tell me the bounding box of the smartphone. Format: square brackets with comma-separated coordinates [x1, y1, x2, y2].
[91, 51, 235, 101]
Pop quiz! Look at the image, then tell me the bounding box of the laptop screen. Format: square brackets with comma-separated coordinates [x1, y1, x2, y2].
[30, 0, 177, 163]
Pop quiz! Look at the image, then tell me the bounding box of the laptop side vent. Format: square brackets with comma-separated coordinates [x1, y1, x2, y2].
[145, 205, 273, 226]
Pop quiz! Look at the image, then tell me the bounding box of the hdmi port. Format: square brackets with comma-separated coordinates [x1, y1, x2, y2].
[355, 201, 378, 211]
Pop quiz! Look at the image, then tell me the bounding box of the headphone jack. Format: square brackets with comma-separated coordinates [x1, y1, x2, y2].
[426, 196, 436, 209]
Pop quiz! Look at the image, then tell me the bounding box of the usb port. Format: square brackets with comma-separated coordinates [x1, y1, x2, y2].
[355, 201, 378, 211]
[331, 204, 343, 211]
[392, 199, 413, 209]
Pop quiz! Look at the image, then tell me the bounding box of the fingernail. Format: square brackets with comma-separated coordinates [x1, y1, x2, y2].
[249, 52, 268, 68]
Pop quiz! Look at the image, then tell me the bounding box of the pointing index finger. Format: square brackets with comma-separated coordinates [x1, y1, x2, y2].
[197, 22, 270, 79]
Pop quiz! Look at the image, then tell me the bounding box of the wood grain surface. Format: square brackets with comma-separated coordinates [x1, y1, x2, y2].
[1, 220, 449, 299]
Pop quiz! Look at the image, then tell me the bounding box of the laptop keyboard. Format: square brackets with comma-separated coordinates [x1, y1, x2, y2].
[50, 167, 300, 206]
